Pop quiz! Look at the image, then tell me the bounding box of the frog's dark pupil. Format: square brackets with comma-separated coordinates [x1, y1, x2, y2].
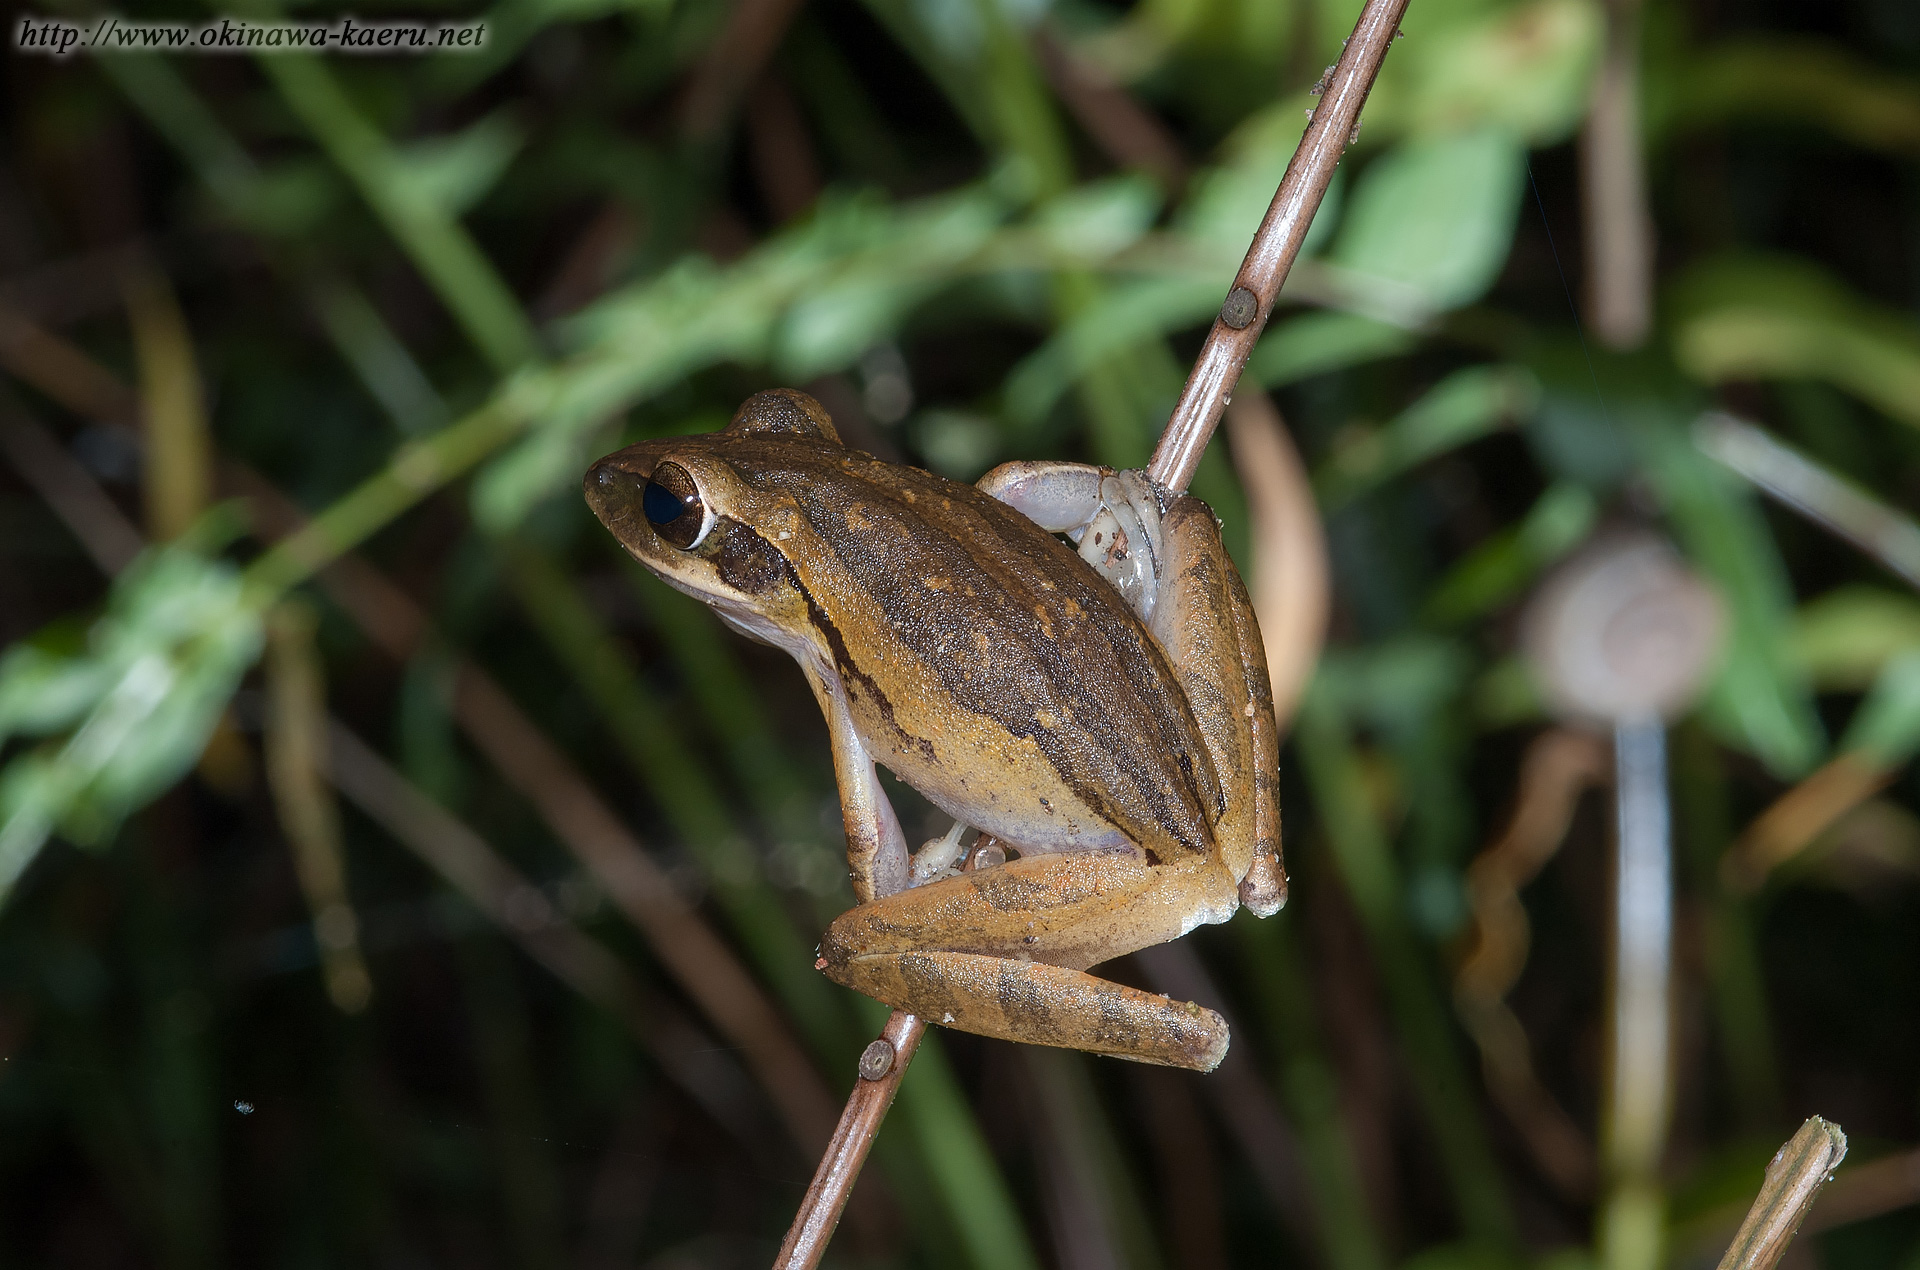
[643, 480, 690, 527]
[642, 461, 707, 549]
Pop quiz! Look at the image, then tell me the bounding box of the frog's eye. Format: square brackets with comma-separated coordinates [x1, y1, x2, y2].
[642, 462, 712, 549]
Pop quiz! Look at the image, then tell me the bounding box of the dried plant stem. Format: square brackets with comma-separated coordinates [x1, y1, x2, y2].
[773, 1011, 927, 1270]
[776, 4, 1412, 1262]
[1715, 1118, 1848, 1270]
[1581, 0, 1653, 349]
[1147, 0, 1410, 494]
[1225, 389, 1330, 730]
[1599, 717, 1676, 1270]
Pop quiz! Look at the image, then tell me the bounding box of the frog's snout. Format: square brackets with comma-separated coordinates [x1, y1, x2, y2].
[583, 456, 645, 527]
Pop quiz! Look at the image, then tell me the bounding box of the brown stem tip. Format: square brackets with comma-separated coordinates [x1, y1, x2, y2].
[1715, 1117, 1849, 1270]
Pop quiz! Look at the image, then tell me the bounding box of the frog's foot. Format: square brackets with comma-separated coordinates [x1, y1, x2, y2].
[817, 850, 1240, 1071]
[978, 461, 1167, 623]
[908, 820, 971, 887]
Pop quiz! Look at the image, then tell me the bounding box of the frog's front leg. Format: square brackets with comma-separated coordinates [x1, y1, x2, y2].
[809, 667, 909, 902]
[817, 850, 1241, 1071]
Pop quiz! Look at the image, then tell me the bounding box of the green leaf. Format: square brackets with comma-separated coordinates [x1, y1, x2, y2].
[1317, 364, 1541, 508]
[1636, 412, 1826, 777]
[0, 547, 264, 900]
[1031, 174, 1162, 261]
[1002, 276, 1221, 425]
[1423, 481, 1598, 625]
[1791, 587, 1920, 690]
[223, 156, 343, 239]
[1245, 310, 1419, 388]
[1368, 0, 1603, 144]
[1177, 119, 1345, 262]
[474, 184, 1013, 529]
[1670, 254, 1920, 430]
[391, 110, 527, 218]
[1328, 128, 1528, 317]
[1839, 652, 1920, 768]
[1652, 38, 1920, 156]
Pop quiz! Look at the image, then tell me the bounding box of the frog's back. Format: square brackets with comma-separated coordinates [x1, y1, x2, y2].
[729, 436, 1221, 865]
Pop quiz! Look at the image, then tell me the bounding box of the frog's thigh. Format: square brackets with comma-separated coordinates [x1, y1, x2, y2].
[975, 460, 1107, 533]
[1152, 498, 1286, 916]
[819, 852, 1239, 1070]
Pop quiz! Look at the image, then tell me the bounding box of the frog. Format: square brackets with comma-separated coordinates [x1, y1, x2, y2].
[584, 388, 1285, 1071]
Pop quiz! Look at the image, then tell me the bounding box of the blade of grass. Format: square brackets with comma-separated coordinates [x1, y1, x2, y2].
[264, 599, 372, 1014]
[121, 264, 210, 544]
[249, 47, 540, 373]
[1671, 724, 1781, 1129]
[1696, 412, 1920, 593]
[1234, 914, 1392, 1270]
[325, 718, 771, 1145]
[0, 389, 774, 1152]
[1294, 681, 1519, 1248]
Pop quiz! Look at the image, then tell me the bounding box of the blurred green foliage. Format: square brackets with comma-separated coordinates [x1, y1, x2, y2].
[2, 0, 1920, 1264]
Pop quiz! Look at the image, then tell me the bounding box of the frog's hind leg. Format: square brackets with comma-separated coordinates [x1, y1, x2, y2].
[1151, 497, 1287, 916]
[842, 950, 1229, 1070]
[818, 850, 1240, 1071]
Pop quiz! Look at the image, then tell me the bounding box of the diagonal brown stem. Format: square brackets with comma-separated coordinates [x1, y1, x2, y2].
[772, 1011, 927, 1269]
[1715, 1117, 1848, 1270]
[1147, 0, 1411, 495]
[772, 4, 1413, 1266]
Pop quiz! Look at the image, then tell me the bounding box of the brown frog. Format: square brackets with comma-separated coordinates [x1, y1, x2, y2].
[585, 389, 1283, 1070]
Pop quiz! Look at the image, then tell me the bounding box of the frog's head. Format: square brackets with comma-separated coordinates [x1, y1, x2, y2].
[584, 388, 842, 639]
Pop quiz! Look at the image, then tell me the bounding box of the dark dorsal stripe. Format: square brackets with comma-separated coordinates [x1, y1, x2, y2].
[721, 437, 1216, 859]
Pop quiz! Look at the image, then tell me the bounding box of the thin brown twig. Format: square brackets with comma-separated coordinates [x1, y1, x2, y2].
[1722, 752, 1895, 893]
[678, 0, 808, 141]
[1674, 1141, 1920, 1265]
[773, 5, 1412, 1264]
[0, 396, 143, 572]
[1455, 728, 1608, 1199]
[1032, 25, 1188, 192]
[772, 1010, 927, 1269]
[1147, 0, 1411, 494]
[0, 301, 140, 427]
[1714, 1117, 1848, 1270]
[1581, 0, 1653, 350]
